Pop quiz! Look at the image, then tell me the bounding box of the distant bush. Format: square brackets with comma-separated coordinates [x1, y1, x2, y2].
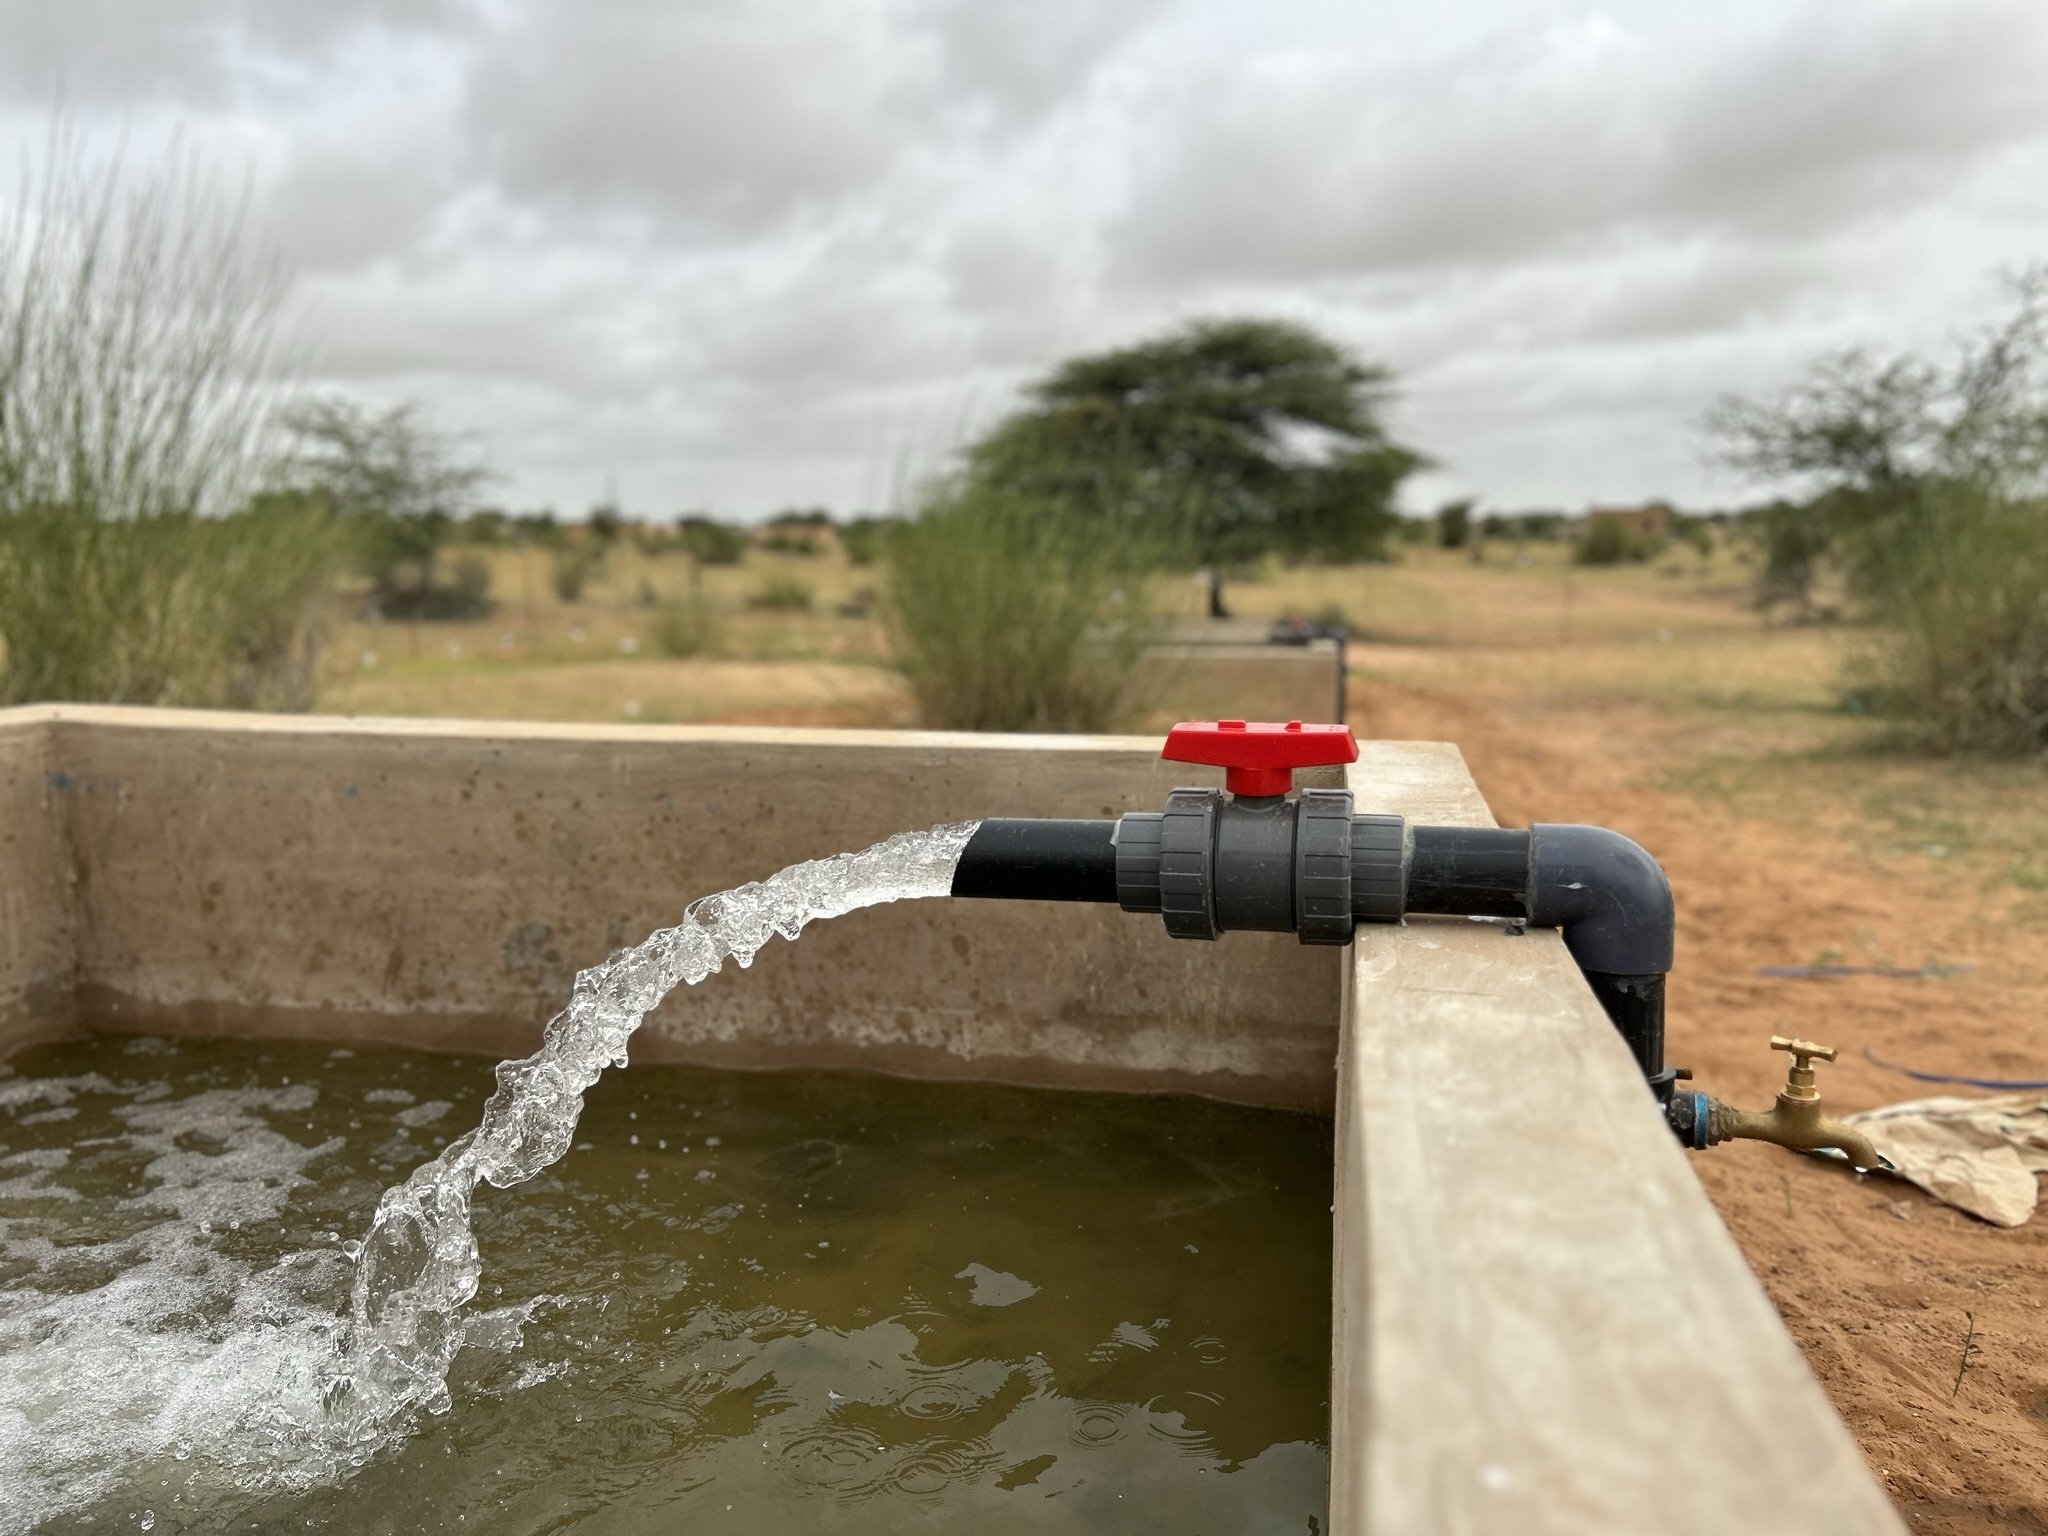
[1435, 499, 1474, 549]
[552, 545, 604, 602]
[1572, 517, 1662, 566]
[461, 509, 511, 546]
[586, 505, 625, 544]
[1743, 499, 1832, 618]
[0, 138, 346, 709]
[1855, 482, 2048, 753]
[441, 555, 494, 616]
[747, 572, 814, 612]
[840, 515, 899, 566]
[514, 511, 565, 548]
[678, 518, 747, 566]
[651, 597, 725, 658]
[1671, 518, 1714, 557]
[887, 479, 1160, 732]
[758, 529, 822, 557]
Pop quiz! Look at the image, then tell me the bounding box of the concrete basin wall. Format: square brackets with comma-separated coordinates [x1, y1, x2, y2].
[1137, 638, 1343, 725]
[0, 706, 1341, 1109]
[0, 716, 71, 1044]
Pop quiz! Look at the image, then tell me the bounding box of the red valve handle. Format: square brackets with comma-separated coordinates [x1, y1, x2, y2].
[1160, 719, 1359, 798]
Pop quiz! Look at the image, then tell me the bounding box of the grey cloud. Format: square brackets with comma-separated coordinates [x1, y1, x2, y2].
[0, 0, 474, 104]
[919, 0, 1175, 123]
[1111, 0, 2048, 287]
[458, 1, 926, 235]
[5, 0, 2038, 518]
[260, 107, 468, 273]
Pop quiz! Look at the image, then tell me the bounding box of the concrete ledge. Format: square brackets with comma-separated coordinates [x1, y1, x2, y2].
[1333, 741, 1903, 1536]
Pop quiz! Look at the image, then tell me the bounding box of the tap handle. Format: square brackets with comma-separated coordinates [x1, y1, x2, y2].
[1770, 1034, 1836, 1070]
[1161, 719, 1359, 798]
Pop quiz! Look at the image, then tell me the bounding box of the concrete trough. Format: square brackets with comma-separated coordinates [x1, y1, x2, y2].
[0, 705, 1901, 1535]
[1139, 635, 1345, 726]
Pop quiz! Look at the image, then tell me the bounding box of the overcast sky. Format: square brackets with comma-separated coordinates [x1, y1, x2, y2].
[5, 0, 2046, 519]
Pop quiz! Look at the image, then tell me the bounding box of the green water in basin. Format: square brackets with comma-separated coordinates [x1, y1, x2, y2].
[0, 1032, 1333, 1534]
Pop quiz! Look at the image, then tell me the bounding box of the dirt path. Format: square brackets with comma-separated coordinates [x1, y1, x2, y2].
[1355, 675, 2048, 1534]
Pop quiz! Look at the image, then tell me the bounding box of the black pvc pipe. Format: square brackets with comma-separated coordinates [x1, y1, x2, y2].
[945, 809, 1678, 1100]
[1406, 826, 1529, 918]
[1392, 822, 1676, 1095]
[1584, 972, 1669, 1089]
[1528, 823, 1675, 976]
[950, 819, 1118, 904]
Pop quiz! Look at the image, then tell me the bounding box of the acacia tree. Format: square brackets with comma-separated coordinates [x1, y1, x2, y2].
[967, 318, 1426, 615]
[285, 397, 493, 618]
[1706, 271, 2048, 600]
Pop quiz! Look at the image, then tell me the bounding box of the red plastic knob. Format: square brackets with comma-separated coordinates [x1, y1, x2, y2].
[1160, 719, 1359, 798]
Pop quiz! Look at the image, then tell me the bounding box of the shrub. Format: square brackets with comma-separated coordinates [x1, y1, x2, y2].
[1573, 516, 1662, 566]
[747, 572, 814, 612]
[1672, 517, 1714, 558]
[1856, 483, 2048, 753]
[678, 518, 747, 565]
[461, 509, 510, 546]
[840, 515, 898, 566]
[1744, 498, 1832, 617]
[552, 545, 603, 602]
[758, 528, 821, 557]
[0, 137, 346, 709]
[887, 479, 1161, 732]
[650, 597, 725, 658]
[438, 555, 494, 619]
[514, 511, 565, 548]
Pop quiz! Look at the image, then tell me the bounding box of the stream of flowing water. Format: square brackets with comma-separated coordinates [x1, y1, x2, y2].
[314, 822, 982, 1475]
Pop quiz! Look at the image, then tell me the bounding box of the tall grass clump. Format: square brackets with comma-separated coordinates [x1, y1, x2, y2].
[0, 134, 340, 708]
[887, 479, 1163, 732]
[651, 596, 724, 658]
[747, 571, 814, 612]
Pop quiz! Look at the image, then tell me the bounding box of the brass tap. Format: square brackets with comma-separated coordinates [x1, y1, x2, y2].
[1698, 1035, 1886, 1171]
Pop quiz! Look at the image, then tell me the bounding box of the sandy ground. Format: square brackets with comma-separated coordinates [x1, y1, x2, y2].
[1356, 672, 2048, 1535]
